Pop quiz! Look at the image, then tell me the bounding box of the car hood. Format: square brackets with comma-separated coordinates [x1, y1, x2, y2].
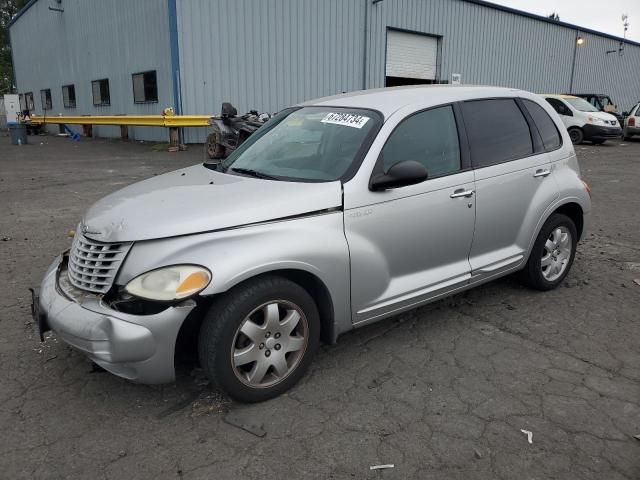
[81, 164, 343, 242]
[590, 111, 619, 123]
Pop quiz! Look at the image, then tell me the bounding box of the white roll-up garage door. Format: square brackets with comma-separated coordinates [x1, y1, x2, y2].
[385, 30, 438, 80]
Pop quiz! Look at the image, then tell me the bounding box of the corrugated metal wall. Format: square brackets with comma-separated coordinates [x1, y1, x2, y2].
[365, 0, 640, 110]
[10, 0, 640, 143]
[178, 0, 640, 142]
[176, 0, 367, 143]
[10, 0, 173, 141]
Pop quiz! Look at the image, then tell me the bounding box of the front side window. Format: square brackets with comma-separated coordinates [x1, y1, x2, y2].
[221, 107, 380, 182]
[132, 71, 158, 103]
[461, 99, 533, 168]
[40, 89, 52, 110]
[62, 84, 76, 108]
[381, 105, 461, 177]
[565, 97, 599, 112]
[545, 98, 570, 115]
[522, 99, 561, 151]
[92, 79, 110, 106]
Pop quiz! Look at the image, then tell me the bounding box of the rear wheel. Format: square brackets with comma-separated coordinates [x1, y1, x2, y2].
[520, 213, 577, 291]
[198, 276, 320, 402]
[568, 128, 584, 145]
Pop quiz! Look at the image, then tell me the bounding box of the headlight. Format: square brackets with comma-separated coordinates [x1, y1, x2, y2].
[587, 116, 604, 125]
[125, 265, 211, 301]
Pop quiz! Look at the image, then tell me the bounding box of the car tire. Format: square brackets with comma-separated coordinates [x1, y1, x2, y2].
[198, 275, 320, 402]
[520, 213, 578, 291]
[205, 130, 226, 159]
[568, 128, 584, 145]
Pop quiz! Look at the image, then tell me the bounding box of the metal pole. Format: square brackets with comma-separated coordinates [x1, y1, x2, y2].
[362, 0, 369, 90]
[569, 30, 579, 93]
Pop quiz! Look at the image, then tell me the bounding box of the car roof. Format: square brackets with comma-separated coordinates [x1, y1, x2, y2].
[299, 85, 529, 119]
[542, 94, 578, 99]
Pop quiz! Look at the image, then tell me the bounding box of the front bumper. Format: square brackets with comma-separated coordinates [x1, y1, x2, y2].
[35, 254, 195, 384]
[582, 124, 622, 141]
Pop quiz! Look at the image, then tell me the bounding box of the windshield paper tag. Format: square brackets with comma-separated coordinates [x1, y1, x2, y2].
[321, 112, 370, 129]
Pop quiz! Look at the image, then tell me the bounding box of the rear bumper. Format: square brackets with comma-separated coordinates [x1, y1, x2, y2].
[623, 125, 640, 137]
[582, 124, 622, 141]
[35, 254, 195, 383]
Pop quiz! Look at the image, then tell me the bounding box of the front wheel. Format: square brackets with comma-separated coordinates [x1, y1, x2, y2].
[568, 128, 584, 145]
[520, 213, 577, 291]
[198, 276, 320, 402]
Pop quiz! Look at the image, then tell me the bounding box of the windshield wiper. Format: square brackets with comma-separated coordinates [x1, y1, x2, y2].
[229, 167, 279, 180]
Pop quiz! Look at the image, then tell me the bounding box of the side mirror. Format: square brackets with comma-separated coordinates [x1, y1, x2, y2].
[370, 160, 428, 191]
[622, 111, 629, 117]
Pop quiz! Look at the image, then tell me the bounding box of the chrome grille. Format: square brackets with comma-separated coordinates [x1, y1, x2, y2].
[67, 234, 132, 294]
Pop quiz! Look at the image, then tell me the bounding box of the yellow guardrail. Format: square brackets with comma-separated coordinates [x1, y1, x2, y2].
[29, 114, 211, 128]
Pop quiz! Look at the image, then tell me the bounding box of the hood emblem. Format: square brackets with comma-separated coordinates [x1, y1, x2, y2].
[81, 224, 102, 235]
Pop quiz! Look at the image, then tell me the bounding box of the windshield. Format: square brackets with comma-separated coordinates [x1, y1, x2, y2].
[565, 97, 599, 112]
[221, 107, 381, 182]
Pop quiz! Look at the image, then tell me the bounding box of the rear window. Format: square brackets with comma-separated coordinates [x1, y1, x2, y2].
[461, 99, 533, 168]
[522, 99, 562, 151]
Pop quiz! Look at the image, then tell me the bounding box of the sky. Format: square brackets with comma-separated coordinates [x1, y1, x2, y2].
[491, 0, 640, 42]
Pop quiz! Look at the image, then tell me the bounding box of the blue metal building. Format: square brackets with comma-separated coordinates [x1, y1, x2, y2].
[9, 0, 640, 142]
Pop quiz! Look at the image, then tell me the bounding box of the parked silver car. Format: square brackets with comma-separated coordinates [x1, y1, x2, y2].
[33, 86, 591, 402]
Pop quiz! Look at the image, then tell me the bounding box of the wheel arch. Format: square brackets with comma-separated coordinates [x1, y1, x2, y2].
[552, 202, 584, 240]
[175, 268, 337, 366]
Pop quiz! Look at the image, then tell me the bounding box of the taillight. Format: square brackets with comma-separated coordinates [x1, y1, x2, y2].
[629, 117, 636, 127]
[582, 180, 592, 198]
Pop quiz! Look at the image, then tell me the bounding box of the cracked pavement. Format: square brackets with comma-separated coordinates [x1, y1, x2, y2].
[1, 135, 639, 479]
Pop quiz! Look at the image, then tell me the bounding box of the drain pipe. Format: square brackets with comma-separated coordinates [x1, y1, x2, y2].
[362, 0, 369, 90]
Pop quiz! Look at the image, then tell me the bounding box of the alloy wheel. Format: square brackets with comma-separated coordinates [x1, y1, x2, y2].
[231, 300, 309, 388]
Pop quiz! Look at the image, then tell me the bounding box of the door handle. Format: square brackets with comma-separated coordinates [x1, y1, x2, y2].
[533, 168, 551, 178]
[450, 188, 474, 198]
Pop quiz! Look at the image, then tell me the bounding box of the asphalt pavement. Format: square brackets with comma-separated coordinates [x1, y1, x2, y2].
[1, 134, 639, 479]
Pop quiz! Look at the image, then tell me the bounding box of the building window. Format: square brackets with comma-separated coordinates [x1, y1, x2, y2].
[92, 79, 110, 106]
[132, 70, 158, 103]
[40, 89, 52, 110]
[19, 94, 25, 111]
[25, 92, 34, 111]
[62, 84, 76, 108]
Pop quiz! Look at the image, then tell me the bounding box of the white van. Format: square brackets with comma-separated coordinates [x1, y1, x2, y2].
[543, 94, 621, 145]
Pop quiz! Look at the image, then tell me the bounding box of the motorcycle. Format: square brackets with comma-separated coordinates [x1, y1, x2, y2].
[205, 102, 271, 160]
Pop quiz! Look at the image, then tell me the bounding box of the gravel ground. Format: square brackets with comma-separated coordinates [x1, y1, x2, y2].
[1, 134, 639, 479]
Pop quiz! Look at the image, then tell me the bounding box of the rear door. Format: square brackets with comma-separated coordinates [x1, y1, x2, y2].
[461, 97, 561, 280]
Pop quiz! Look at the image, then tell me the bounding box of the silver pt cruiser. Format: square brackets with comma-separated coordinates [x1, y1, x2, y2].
[34, 86, 591, 402]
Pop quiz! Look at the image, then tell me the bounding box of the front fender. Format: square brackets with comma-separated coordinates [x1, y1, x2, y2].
[115, 212, 352, 339]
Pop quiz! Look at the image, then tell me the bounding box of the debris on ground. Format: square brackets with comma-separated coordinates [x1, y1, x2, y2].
[520, 429, 533, 444]
[368, 371, 393, 389]
[633, 279, 640, 287]
[633, 434, 640, 441]
[223, 410, 266, 437]
[2, 236, 11, 241]
[369, 464, 394, 470]
[473, 448, 483, 459]
[67, 230, 75, 238]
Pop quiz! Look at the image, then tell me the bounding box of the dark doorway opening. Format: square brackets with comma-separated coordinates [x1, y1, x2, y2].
[385, 77, 435, 87]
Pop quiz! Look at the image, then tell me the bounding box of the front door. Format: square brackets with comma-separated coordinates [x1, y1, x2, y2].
[344, 105, 476, 325]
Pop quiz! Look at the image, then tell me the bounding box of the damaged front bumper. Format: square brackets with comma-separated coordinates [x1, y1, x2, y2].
[33, 254, 195, 384]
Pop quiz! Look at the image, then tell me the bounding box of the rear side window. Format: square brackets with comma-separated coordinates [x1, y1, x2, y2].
[461, 99, 533, 168]
[522, 99, 561, 151]
[381, 105, 461, 177]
